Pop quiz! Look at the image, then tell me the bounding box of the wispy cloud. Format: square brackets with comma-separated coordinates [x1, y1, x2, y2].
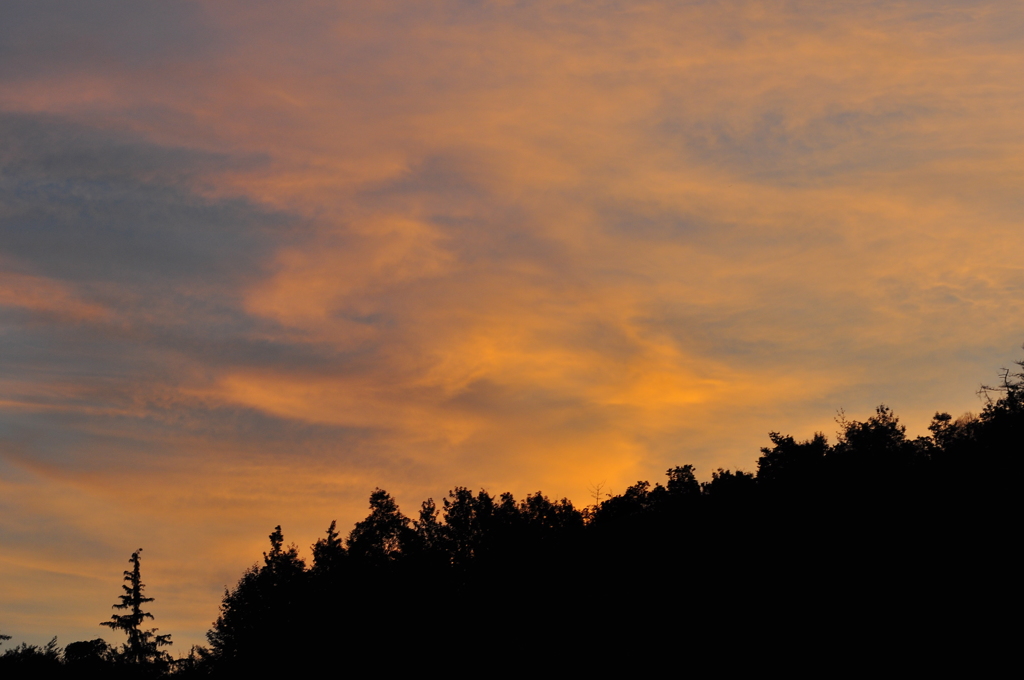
[1, 0, 1022, 648]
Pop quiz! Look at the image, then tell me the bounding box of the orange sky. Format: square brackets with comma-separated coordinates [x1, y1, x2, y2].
[2, 0, 1023, 651]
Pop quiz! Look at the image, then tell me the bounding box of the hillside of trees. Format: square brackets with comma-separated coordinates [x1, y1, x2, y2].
[3, 356, 1020, 675]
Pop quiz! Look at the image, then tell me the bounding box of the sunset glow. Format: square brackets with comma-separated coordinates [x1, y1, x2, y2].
[2, 0, 1023, 651]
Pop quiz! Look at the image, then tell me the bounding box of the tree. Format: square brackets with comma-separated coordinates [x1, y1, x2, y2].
[756, 432, 829, 487]
[262, 525, 306, 580]
[347, 488, 412, 566]
[311, 520, 346, 575]
[701, 468, 756, 497]
[412, 498, 448, 555]
[100, 549, 172, 665]
[666, 464, 700, 497]
[0, 637, 61, 673]
[63, 639, 114, 671]
[832, 405, 929, 489]
[206, 526, 308, 670]
[442, 487, 494, 568]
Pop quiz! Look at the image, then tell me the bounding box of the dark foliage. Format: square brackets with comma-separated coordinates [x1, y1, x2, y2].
[203, 354, 1021, 670]
[0, 638, 62, 673]
[63, 638, 114, 670]
[11, 351, 1022, 675]
[205, 526, 306, 672]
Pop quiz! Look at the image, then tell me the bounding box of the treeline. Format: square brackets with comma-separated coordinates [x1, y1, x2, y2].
[4, 358, 1020, 675]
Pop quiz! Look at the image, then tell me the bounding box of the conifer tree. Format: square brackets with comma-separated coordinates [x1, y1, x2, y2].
[101, 549, 172, 665]
[311, 520, 347, 574]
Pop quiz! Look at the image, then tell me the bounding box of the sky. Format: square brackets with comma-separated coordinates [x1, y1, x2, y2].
[1, 0, 1022, 652]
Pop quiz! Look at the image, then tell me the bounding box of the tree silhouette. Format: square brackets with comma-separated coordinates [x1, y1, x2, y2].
[206, 526, 307, 672]
[347, 488, 412, 566]
[63, 639, 114, 671]
[0, 637, 61, 673]
[100, 549, 171, 665]
[311, 520, 346, 575]
[262, 525, 306, 580]
[185, 347, 1023, 673]
[756, 432, 828, 488]
[666, 464, 700, 497]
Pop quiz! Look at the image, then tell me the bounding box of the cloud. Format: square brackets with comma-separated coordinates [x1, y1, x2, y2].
[0, 0, 217, 80]
[0, 112, 284, 287]
[0, 271, 109, 321]
[2, 0, 1024, 649]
